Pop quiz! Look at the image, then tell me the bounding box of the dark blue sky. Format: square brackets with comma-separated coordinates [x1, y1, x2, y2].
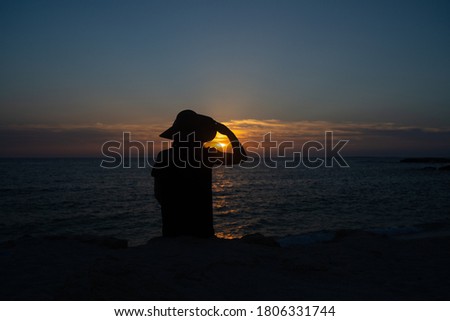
[1, 0, 450, 156]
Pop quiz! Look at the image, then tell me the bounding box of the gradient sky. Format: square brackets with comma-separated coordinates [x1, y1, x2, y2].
[1, 0, 450, 156]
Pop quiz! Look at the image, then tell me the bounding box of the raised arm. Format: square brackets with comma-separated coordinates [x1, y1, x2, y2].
[215, 122, 247, 165]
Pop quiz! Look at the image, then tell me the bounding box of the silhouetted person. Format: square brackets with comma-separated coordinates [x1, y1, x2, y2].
[151, 110, 247, 237]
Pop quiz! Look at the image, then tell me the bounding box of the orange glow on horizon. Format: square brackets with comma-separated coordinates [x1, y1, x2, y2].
[204, 132, 232, 151]
[4, 119, 449, 157]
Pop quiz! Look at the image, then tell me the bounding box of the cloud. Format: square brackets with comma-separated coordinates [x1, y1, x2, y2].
[1, 120, 450, 157]
[0, 123, 168, 157]
[220, 120, 450, 156]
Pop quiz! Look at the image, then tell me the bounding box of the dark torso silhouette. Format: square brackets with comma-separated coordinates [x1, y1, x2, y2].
[151, 145, 216, 237]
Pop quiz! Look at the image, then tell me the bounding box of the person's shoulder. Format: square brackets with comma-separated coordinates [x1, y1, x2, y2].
[201, 147, 224, 167]
[151, 148, 173, 174]
[202, 147, 222, 157]
[156, 148, 174, 159]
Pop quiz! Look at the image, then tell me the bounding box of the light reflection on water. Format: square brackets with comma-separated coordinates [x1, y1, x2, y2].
[212, 159, 450, 241]
[214, 232, 238, 239]
[1, 158, 450, 245]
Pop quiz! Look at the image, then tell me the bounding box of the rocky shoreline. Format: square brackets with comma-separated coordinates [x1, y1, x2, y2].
[1, 232, 449, 300]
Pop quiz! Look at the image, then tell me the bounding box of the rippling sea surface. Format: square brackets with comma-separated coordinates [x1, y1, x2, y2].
[1, 158, 449, 246]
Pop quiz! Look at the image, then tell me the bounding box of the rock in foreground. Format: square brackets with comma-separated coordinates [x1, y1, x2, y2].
[1, 233, 449, 300]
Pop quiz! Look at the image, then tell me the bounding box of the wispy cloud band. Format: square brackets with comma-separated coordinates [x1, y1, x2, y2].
[1, 119, 449, 157]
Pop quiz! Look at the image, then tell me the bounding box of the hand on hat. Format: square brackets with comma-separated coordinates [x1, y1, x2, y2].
[215, 122, 247, 159]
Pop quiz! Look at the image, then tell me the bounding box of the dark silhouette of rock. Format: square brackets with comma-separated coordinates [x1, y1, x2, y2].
[439, 165, 450, 171]
[45, 235, 128, 249]
[2, 233, 450, 300]
[400, 157, 450, 164]
[240, 233, 280, 247]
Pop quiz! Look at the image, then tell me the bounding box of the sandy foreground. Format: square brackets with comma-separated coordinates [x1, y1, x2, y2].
[0, 231, 449, 300]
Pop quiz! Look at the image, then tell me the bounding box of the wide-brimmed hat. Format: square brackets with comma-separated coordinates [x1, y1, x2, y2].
[160, 109, 217, 142]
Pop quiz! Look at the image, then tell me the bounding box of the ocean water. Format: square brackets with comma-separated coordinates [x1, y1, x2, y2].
[1, 158, 449, 246]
